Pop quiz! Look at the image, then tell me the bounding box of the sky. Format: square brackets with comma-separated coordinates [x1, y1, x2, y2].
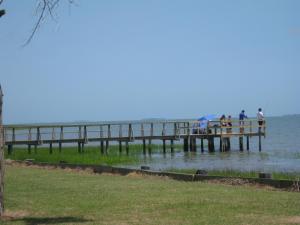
[0, 0, 299, 124]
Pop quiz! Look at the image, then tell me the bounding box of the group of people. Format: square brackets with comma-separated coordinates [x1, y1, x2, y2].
[219, 108, 265, 131]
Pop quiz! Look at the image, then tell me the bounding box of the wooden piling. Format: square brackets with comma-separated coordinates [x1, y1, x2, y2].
[27, 144, 31, 154]
[201, 138, 204, 152]
[259, 131, 262, 152]
[208, 137, 215, 152]
[171, 139, 174, 153]
[59, 126, 63, 152]
[163, 140, 166, 153]
[239, 136, 244, 151]
[142, 139, 146, 155]
[119, 141, 122, 153]
[100, 141, 104, 154]
[148, 139, 152, 154]
[126, 141, 129, 155]
[246, 136, 250, 151]
[49, 143, 53, 154]
[78, 142, 81, 153]
[184, 138, 189, 152]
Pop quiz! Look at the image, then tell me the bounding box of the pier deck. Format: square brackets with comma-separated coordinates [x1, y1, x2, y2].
[3, 119, 266, 154]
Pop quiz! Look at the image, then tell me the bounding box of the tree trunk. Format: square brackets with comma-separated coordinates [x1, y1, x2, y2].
[0, 85, 4, 216]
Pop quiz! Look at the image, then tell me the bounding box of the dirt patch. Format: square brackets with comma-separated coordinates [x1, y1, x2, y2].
[281, 216, 300, 224]
[206, 178, 276, 191]
[1, 210, 29, 221]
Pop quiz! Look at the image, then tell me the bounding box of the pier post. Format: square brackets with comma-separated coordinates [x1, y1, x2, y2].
[219, 138, 223, 152]
[27, 144, 31, 154]
[34, 145, 37, 154]
[163, 140, 166, 153]
[259, 132, 262, 152]
[201, 138, 204, 152]
[78, 142, 81, 153]
[184, 138, 189, 152]
[143, 139, 146, 155]
[148, 139, 152, 154]
[105, 140, 109, 154]
[239, 136, 244, 151]
[126, 141, 129, 155]
[7, 144, 12, 155]
[59, 126, 63, 153]
[246, 136, 249, 151]
[49, 143, 53, 154]
[171, 139, 174, 153]
[119, 141, 122, 153]
[81, 142, 85, 153]
[208, 137, 215, 152]
[100, 141, 104, 154]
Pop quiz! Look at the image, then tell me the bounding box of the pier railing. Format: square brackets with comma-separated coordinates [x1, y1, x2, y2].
[3, 119, 266, 153]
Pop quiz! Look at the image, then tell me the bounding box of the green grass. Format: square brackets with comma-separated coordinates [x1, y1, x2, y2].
[2, 165, 300, 225]
[5, 146, 139, 166]
[165, 168, 300, 181]
[4, 144, 182, 166]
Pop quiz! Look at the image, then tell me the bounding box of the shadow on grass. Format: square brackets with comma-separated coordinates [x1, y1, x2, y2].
[12, 216, 91, 225]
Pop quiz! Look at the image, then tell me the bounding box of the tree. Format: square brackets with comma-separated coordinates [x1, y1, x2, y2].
[0, 85, 4, 216]
[0, 0, 74, 45]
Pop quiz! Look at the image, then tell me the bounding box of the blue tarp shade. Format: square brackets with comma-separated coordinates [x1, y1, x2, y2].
[197, 115, 217, 130]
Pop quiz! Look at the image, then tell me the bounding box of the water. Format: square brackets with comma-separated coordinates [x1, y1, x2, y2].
[6, 115, 300, 173]
[132, 115, 300, 173]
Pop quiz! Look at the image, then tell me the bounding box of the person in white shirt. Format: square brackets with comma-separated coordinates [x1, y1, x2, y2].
[257, 108, 264, 126]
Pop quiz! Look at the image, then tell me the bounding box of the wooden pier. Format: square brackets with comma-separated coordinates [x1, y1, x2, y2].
[3, 119, 266, 154]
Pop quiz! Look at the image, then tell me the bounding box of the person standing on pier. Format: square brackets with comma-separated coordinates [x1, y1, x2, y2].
[257, 108, 265, 128]
[239, 110, 247, 133]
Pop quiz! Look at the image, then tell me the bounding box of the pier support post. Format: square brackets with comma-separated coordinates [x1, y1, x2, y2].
[183, 138, 189, 152]
[27, 144, 31, 154]
[246, 136, 249, 151]
[100, 141, 104, 154]
[148, 139, 152, 154]
[59, 142, 62, 153]
[49, 143, 53, 154]
[163, 140, 166, 154]
[142, 139, 146, 155]
[78, 142, 81, 153]
[208, 137, 215, 152]
[81, 143, 85, 153]
[259, 133, 262, 152]
[105, 140, 109, 154]
[171, 140, 174, 153]
[126, 141, 129, 155]
[34, 144, 37, 154]
[119, 141, 122, 153]
[201, 138, 204, 152]
[219, 138, 223, 152]
[239, 137, 244, 151]
[7, 144, 13, 155]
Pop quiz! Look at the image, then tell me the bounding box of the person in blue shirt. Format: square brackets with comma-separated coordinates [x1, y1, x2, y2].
[239, 110, 247, 132]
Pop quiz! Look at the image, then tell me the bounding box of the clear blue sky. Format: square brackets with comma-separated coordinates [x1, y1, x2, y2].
[0, 0, 299, 124]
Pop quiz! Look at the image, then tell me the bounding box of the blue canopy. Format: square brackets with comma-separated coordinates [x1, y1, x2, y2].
[197, 115, 217, 130]
[198, 114, 217, 121]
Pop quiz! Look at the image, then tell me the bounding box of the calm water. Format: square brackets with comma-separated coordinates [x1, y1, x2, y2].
[7, 115, 300, 173]
[131, 115, 300, 173]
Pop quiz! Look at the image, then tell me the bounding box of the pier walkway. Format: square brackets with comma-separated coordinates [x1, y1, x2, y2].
[4, 119, 266, 154]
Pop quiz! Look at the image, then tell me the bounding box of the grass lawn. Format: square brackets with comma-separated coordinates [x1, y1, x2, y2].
[2, 164, 300, 225]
